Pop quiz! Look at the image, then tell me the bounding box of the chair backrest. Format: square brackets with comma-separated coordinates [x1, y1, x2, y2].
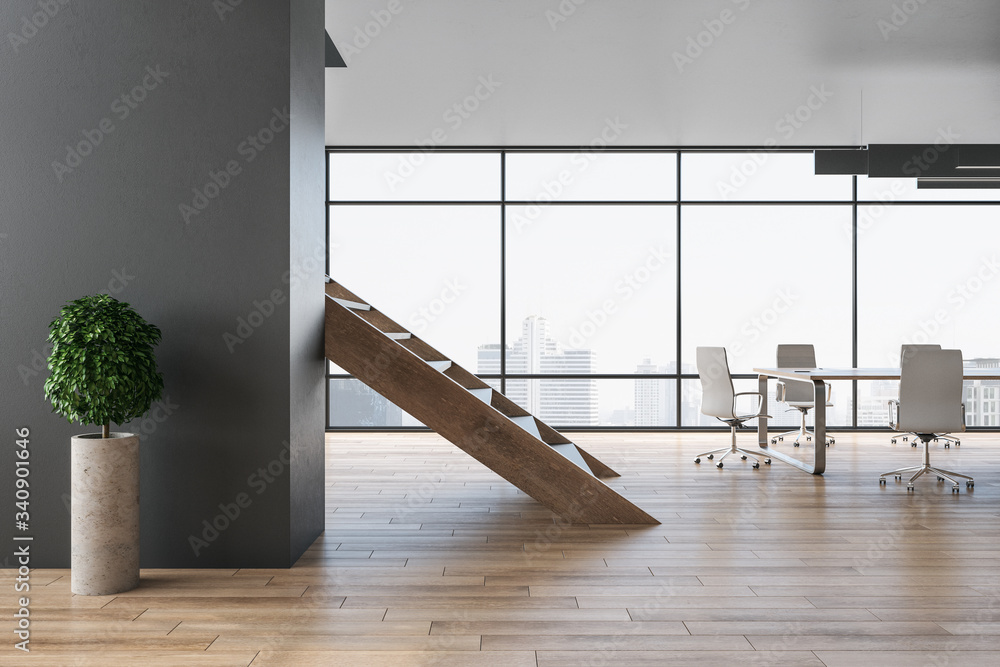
[897, 348, 965, 433]
[899, 343, 941, 367]
[697, 346, 735, 419]
[776, 344, 817, 403]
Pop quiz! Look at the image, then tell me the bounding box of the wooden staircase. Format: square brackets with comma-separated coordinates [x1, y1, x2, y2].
[325, 279, 659, 525]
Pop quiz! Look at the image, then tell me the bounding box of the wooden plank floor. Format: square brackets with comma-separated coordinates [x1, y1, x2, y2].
[4, 431, 1000, 666]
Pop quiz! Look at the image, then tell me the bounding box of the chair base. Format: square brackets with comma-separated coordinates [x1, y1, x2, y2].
[891, 433, 960, 448]
[695, 422, 771, 470]
[770, 409, 834, 448]
[879, 435, 972, 491]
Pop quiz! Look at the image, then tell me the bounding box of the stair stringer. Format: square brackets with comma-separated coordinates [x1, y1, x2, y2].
[325, 294, 658, 525]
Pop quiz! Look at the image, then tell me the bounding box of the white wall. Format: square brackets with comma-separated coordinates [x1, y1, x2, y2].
[326, 0, 1000, 146]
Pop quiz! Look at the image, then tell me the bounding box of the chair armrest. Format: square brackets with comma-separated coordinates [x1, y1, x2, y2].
[733, 391, 765, 417]
[888, 399, 900, 430]
[775, 382, 786, 403]
[826, 382, 833, 405]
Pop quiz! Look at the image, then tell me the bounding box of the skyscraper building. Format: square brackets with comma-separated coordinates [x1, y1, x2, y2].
[634, 359, 701, 426]
[477, 316, 598, 425]
[963, 358, 1000, 426]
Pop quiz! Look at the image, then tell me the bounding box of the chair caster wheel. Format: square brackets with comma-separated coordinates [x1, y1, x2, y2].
[778, 436, 783, 442]
[707, 454, 714, 460]
[717, 462, 724, 469]
[894, 475, 902, 480]
[879, 478, 886, 484]
[753, 463, 760, 469]
[902, 436, 908, 441]
[806, 436, 812, 442]
[793, 443, 800, 448]
[967, 481, 974, 488]
[912, 443, 918, 448]
[952, 486, 960, 493]
[956, 440, 960, 446]
[741, 455, 747, 460]
[891, 438, 897, 444]
[770, 438, 777, 445]
[906, 485, 914, 491]
[694, 458, 701, 464]
[764, 459, 771, 465]
[944, 443, 950, 448]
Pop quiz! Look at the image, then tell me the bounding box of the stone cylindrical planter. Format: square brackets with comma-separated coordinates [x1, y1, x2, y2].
[71, 433, 140, 596]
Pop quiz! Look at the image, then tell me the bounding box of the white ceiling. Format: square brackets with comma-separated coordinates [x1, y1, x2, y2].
[325, 0, 1000, 146]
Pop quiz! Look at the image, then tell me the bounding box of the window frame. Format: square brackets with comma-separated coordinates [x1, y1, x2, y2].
[326, 146, 1000, 432]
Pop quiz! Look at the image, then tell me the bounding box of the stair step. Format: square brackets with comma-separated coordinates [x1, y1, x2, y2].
[332, 297, 371, 311]
[510, 416, 541, 439]
[384, 332, 412, 340]
[467, 388, 494, 405]
[426, 360, 452, 372]
[549, 443, 592, 475]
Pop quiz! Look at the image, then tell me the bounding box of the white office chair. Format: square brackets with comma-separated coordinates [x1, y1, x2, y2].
[880, 347, 972, 491]
[890, 344, 960, 449]
[694, 346, 771, 469]
[771, 344, 834, 447]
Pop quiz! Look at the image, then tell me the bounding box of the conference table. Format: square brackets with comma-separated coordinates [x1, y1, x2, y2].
[752, 367, 1000, 475]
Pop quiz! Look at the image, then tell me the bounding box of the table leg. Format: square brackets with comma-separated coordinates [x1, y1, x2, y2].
[758, 374, 768, 447]
[810, 379, 827, 475]
[755, 376, 826, 475]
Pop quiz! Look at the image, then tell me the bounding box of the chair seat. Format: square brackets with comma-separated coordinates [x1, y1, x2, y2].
[784, 400, 834, 408]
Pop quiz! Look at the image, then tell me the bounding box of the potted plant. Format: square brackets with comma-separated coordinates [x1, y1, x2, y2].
[44, 294, 164, 595]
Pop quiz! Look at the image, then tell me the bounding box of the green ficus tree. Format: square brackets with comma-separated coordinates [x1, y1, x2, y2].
[44, 294, 164, 439]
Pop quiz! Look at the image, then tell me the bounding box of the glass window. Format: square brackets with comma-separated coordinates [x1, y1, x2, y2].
[505, 379, 676, 427]
[328, 378, 425, 427]
[680, 206, 853, 375]
[682, 153, 852, 202]
[857, 205, 1000, 366]
[683, 379, 852, 429]
[329, 152, 500, 201]
[505, 205, 676, 374]
[328, 205, 500, 371]
[505, 152, 677, 201]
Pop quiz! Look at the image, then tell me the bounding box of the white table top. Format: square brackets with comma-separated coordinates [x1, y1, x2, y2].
[754, 367, 1000, 381]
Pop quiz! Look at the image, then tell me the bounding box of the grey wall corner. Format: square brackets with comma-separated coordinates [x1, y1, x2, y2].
[289, 0, 327, 564]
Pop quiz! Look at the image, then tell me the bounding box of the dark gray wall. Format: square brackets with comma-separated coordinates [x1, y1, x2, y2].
[289, 0, 327, 561]
[0, 0, 325, 568]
